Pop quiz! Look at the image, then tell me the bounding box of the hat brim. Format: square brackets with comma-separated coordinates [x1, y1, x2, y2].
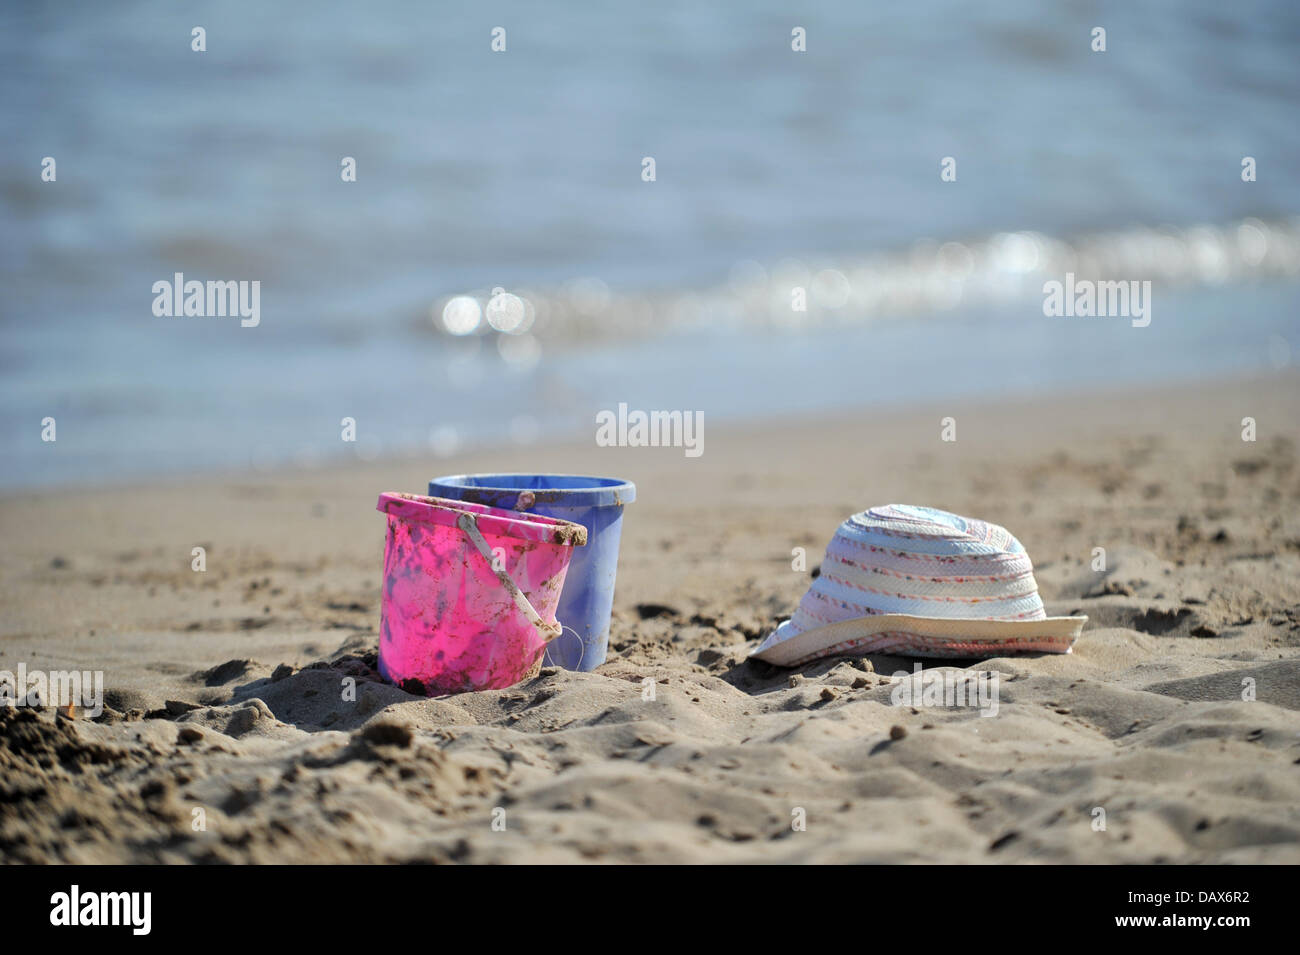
[750, 613, 1087, 666]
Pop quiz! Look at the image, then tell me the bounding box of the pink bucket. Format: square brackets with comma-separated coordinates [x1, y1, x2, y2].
[376, 493, 587, 695]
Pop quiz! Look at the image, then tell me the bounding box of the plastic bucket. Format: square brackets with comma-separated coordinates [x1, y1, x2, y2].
[427, 474, 635, 671]
[376, 492, 587, 695]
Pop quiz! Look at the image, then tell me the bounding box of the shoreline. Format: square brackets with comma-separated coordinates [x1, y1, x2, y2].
[6, 325, 1296, 496]
[3, 365, 1292, 501]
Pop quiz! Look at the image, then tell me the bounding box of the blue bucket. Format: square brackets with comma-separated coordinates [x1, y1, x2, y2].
[427, 473, 635, 671]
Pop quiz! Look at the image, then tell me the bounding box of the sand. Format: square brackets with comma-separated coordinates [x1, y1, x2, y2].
[2, 373, 1299, 864]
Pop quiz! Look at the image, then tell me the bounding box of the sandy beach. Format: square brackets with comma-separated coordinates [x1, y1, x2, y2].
[2, 372, 1299, 864]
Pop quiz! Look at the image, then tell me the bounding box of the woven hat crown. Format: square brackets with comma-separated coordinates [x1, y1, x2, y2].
[786, 504, 1047, 636]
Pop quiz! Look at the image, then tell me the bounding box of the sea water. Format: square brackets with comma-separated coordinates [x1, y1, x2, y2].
[2, 0, 1298, 487]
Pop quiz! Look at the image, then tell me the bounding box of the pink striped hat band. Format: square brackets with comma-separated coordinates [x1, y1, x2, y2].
[751, 505, 1086, 666]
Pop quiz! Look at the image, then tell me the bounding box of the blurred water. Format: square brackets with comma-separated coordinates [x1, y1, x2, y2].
[1, 0, 1298, 487]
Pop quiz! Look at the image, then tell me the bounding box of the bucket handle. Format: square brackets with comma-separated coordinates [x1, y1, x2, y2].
[456, 512, 563, 644]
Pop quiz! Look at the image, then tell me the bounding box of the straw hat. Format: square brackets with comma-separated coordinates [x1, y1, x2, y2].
[752, 504, 1086, 666]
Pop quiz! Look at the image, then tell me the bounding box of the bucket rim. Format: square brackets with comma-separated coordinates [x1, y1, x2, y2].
[428, 473, 636, 508]
[377, 492, 587, 546]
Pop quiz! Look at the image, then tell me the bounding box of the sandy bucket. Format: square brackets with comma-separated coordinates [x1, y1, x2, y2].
[427, 473, 635, 671]
[376, 493, 587, 695]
